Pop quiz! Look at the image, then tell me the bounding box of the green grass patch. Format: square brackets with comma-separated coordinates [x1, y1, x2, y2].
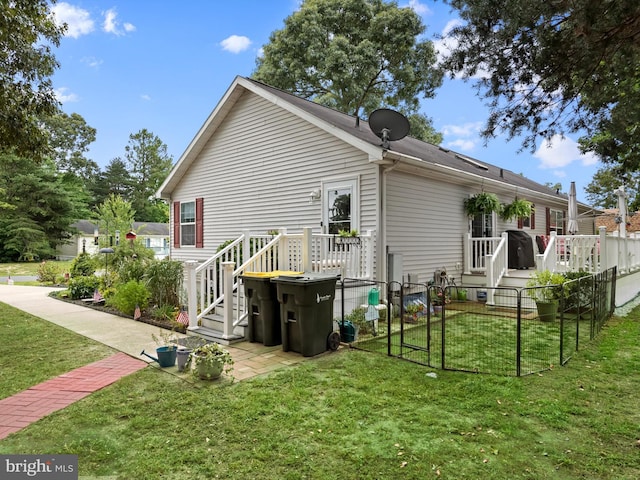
[355, 309, 597, 376]
[0, 261, 72, 277]
[0, 303, 115, 397]
[1, 303, 640, 479]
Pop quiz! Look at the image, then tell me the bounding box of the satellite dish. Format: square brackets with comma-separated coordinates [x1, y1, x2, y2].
[368, 108, 410, 149]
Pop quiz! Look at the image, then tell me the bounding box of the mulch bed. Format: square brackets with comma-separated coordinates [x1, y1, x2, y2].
[51, 294, 186, 333]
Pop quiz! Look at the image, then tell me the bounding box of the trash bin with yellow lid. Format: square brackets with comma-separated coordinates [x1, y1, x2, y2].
[241, 271, 302, 346]
[271, 274, 340, 357]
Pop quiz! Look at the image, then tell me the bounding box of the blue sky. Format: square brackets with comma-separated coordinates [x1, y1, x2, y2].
[50, 0, 599, 202]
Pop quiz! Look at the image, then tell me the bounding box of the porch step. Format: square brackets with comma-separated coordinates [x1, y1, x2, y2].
[186, 310, 248, 346]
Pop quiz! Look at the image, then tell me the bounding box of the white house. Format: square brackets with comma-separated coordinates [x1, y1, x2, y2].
[153, 77, 640, 342]
[158, 76, 596, 284]
[57, 220, 170, 260]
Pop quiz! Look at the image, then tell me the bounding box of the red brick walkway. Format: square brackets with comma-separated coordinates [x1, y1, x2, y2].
[0, 353, 146, 440]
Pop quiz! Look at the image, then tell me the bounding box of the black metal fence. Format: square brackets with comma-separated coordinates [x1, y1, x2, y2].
[338, 267, 617, 376]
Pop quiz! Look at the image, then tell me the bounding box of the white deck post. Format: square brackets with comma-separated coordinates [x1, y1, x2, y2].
[302, 227, 312, 272]
[242, 229, 251, 267]
[365, 229, 375, 279]
[278, 227, 287, 270]
[222, 261, 234, 338]
[598, 226, 608, 273]
[185, 260, 198, 330]
[463, 233, 471, 275]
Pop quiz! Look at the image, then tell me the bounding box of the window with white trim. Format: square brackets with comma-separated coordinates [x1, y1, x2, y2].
[323, 178, 359, 235]
[549, 209, 564, 234]
[180, 201, 196, 246]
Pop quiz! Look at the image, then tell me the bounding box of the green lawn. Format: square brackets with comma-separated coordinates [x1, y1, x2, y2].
[1, 301, 639, 479]
[0, 261, 73, 283]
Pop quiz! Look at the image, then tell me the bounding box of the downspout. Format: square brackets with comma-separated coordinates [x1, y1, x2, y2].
[379, 156, 401, 284]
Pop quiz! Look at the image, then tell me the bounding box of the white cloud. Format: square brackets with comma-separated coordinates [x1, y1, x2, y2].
[51, 2, 94, 38]
[405, 0, 431, 16]
[220, 35, 252, 54]
[141, 94, 151, 101]
[81, 56, 103, 68]
[103, 8, 135, 36]
[54, 87, 79, 103]
[435, 19, 490, 79]
[533, 134, 598, 169]
[553, 170, 567, 178]
[442, 121, 483, 138]
[447, 138, 476, 151]
[442, 122, 483, 152]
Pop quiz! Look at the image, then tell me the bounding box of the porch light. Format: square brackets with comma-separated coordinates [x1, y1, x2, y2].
[309, 188, 321, 203]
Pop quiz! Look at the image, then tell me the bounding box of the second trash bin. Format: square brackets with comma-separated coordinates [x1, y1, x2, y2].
[241, 271, 301, 346]
[271, 274, 339, 357]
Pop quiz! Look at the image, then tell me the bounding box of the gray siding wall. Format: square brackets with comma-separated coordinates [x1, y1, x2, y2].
[385, 170, 470, 284]
[170, 91, 378, 263]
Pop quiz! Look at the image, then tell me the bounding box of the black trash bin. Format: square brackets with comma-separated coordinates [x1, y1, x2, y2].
[271, 274, 339, 357]
[241, 271, 301, 346]
[506, 230, 535, 269]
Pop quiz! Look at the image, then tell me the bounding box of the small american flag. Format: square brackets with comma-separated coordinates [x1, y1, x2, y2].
[133, 304, 141, 320]
[93, 289, 104, 303]
[176, 307, 189, 326]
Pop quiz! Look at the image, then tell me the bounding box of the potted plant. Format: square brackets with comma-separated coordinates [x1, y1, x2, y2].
[526, 270, 566, 321]
[140, 329, 179, 367]
[185, 342, 234, 380]
[463, 192, 502, 218]
[335, 229, 361, 246]
[431, 290, 450, 313]
[501, 198, 533, 222]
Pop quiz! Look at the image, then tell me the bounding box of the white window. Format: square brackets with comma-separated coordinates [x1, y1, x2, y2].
[180, 201, 196, 246]
[322, 178, 359, 235]
[550, 209, 564, 235]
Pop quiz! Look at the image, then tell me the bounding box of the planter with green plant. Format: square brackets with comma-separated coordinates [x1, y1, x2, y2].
[463, 192, 502, 218]
[526, 270, 566, 321]
[185, 343, 234, 380]
[501, 197, 533, 222]
[335, 229, 360, 245]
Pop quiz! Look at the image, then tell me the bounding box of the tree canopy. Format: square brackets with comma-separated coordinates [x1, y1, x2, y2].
[441, 0, 640, 168]
[585, 168, 640, 212]
[253, 0, 443, 144]
[124, 129, 172, 223]
[0, 0, 65, 159]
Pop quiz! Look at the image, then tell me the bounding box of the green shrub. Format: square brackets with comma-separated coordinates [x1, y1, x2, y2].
[107, 280, 150, 316]
[149, 304, 177, 322]
[145, 259, 184, 307]
[70, 253, 96, 277]
[117, 258, 147, 284]
[68, 275, 100, 300]
[37, 261, 59, 283]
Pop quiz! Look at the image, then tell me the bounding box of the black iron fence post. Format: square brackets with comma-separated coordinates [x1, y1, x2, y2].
[516, 288, 522, 377]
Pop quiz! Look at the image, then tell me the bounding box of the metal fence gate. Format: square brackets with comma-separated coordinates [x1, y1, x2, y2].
[339, 267, 616, 376]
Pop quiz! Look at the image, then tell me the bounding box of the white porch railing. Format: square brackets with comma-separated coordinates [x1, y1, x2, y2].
[463, 235, 504, 274]
[184, 228, 375, 339]
[486, 232, 508, 305]
[465, 226, 640, 290]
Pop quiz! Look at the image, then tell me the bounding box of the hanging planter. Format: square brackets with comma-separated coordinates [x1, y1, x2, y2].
[501, 198, 533, 222]
[463, 192, 502, 218]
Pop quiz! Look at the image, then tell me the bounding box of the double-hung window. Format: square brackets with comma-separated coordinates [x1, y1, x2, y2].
[180, 201, 196, 246]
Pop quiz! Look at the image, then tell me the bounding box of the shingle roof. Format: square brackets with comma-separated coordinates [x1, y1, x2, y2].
[244, 77, 581, 204]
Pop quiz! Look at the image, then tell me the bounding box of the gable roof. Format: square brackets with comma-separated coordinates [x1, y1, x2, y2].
[158, 75, 589, 209]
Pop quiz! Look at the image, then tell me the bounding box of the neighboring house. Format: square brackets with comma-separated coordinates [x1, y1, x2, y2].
[157, 75, 595, 286]
[596, 209, 640, 234]
[56, 220, 170, 260]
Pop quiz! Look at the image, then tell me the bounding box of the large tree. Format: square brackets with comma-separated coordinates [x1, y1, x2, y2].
[253, 0, 443, 143]
[89, 157, 133, 210]
[0, 153, 87, 261]
[0, 0, 65, 158]
[585, 168, 640, 212]
[43, 111, 98, 178]
[441, 0, 640, 165]
[124, 129, 172, 223]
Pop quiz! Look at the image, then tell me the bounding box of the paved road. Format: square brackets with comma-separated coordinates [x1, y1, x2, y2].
[0, 276, 38, 283]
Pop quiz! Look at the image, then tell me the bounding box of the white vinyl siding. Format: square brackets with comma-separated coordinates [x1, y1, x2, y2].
[385, 170, 470, 284]
[170, 91, 378, 262]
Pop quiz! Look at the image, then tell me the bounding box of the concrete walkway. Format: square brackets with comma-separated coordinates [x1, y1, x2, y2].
[0, 284, 312, 440]
[0, 285, 308, 379]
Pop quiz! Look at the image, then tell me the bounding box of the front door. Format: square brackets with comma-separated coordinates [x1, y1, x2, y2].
[322, 178, 359, 234]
